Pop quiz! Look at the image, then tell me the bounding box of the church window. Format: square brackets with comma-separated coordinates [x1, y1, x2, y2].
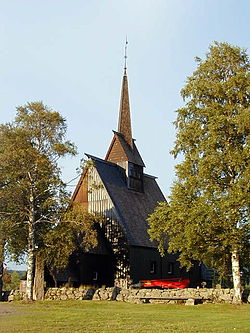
[150, 261, 157, 274]
[128, 163, 143, 192]
[167, 263, 174, 274]
[93, 271, 98, 281]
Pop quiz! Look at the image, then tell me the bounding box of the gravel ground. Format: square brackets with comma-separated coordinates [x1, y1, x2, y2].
[0, 303, 18, 316]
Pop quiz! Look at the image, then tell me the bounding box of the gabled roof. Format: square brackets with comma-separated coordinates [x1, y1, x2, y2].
[105, 131, 145, 167]
[88, 155, 165, 248]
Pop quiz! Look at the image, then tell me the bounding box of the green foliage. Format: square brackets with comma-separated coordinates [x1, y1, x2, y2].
[147, 202, 170, 256]
[41, 204, 100, 272]
[148, 42, 250, 279]
[0, 102, 78, 296]
[3, 270, 22, 290]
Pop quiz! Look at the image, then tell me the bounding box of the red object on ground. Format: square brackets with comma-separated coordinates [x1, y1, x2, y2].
[140, 278, 190, 289]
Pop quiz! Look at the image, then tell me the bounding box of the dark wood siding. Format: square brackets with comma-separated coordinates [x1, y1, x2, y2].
[74, 174, 88, 208]
[76, 253, 115, 286]
[129, 246, 201, 287]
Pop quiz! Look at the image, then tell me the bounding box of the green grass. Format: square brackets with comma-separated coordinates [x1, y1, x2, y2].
[0, 300, 249, 332]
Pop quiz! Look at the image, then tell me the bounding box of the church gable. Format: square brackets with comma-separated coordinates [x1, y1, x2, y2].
[87, 162, 115, 216]
[106, 132, 145, 167]
[71, 171, 88, 208]
[105, 134, 128, 164]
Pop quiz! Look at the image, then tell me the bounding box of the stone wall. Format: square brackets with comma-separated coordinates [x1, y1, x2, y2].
[8, 290, 25, 301]
[44, 287, 247, 304]
[45, 287, 96, 300]
[45, 286, 120, 301]
[8, 287, 250, 304]
[116, 287, 235, 303]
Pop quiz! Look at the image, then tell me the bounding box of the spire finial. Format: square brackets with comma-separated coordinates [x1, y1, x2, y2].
[124, 36, 128, 75]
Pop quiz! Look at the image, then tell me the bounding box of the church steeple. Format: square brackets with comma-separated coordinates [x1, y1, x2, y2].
[118, 71, 133, 147]
[105, 41, 145, 176]
[117, 38, 133, 147]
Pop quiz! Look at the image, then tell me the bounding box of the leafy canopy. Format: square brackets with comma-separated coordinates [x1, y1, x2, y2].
[41, 204, 101, 272]
[148, 42, 250, 278]
[0, 101, 77, 260]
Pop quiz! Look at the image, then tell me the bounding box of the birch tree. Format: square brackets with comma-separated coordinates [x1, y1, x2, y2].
[0, 234, 4, 300]
[148, 42, 250, 303]
[0, 102, 76, 299]
[0, 158, 16, 300]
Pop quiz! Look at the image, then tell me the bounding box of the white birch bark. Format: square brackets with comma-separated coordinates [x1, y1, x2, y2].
[231, 247, 242, 304]
[26, 222, 35, 299]
[26, 186, 35, 300]
[0, 238, 4, 301]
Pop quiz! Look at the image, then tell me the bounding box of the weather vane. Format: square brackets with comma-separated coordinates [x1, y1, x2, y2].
[124, 36, 128, 74]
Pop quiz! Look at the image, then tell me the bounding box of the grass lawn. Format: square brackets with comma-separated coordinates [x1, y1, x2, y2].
[0, 300, 249, 333]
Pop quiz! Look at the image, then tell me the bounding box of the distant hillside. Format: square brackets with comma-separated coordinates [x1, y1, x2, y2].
[7, 270, 26, 277]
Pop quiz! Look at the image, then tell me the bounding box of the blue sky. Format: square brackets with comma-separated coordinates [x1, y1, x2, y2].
[1, 0, 249, 269]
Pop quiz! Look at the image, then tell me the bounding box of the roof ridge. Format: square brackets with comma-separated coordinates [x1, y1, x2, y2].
[85, 153, 119, 167]
[144, 173, 158, 179]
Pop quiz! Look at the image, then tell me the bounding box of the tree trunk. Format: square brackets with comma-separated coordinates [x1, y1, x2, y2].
[0, 237, 4, 302]
[50, 269, 58, 288]
[0, 261, 3, 302]
[33, 253, 44, 300]
[26, 221, 35, 300]
[26, 187, 35, 300]
[231, 247, 242, 304]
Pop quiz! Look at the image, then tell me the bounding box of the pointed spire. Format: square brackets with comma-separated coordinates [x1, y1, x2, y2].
[118, 38, 133, 148]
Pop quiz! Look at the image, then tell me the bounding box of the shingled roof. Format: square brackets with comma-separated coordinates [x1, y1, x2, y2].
[87, 154, 165, 248]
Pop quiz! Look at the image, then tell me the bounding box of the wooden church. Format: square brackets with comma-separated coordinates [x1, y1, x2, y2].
[54, 66, 202, 288]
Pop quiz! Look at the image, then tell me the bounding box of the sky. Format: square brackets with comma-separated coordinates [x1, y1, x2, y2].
[1, 0, 249, 269]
